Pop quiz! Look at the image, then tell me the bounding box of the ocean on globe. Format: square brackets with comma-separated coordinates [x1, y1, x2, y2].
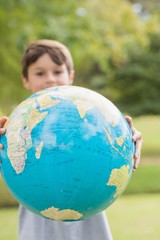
[0, 86, 134, 221]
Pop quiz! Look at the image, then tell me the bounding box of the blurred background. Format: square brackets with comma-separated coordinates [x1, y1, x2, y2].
[0, 0, 160, 239]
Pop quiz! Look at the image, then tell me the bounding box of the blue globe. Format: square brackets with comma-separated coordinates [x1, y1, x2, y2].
[0, 86, 134, 221]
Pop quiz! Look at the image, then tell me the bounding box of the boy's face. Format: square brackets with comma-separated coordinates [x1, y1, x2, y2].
[22, 53, 74, 94]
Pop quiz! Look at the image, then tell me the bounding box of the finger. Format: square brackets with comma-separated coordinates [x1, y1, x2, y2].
[132, 129, 142, 142]
[0, 128, 6, 135]
[133, 156, 140, 171]
[0, 143, 4, 150]
[0, 117, 8, 128]
[125, 116, 133, 128]
[133, 138, 143, 170]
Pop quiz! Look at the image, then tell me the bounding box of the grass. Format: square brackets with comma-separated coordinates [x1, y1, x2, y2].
[0, 194, 160, 240]
[133, 115, 160, 157]
[125, 165, 160, 194]
[0, 207, 18, 240]
[107, 194, 160, 240]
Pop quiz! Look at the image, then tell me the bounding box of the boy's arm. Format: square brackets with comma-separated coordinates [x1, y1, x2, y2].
[0, 117, 8, 150]
[125, 116, 143, 171]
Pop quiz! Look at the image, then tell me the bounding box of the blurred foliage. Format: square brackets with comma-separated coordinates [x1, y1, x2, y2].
[0, 0, 160, 116]
[110, 31, 160, 115]
[0, 177, 18, 207]
[129, 0, 160, 13]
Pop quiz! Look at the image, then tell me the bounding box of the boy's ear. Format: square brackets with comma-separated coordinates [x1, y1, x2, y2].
[22, 76, 30, 90]
[69, 70, 75, 85]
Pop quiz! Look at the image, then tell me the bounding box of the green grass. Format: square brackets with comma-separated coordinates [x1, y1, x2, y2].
[107, 194, 160, 240]
[133, 115, 160, 157]
[0, 207, 18, 240]
[0, 194, 160, 240]
[125, 165, 160, 194]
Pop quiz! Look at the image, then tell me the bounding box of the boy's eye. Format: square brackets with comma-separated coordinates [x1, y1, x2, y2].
[54, 70, 62, 75]
[36, 72, 44, 76]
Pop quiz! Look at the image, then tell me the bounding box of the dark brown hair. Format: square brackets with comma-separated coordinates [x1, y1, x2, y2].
[21, 39, 74, 78]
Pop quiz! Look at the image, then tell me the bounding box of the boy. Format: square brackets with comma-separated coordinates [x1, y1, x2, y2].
[0, 39, 142, 240]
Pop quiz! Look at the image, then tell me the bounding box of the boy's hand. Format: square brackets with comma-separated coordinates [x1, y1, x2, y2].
[0, 117, 8, 150]
[125, 116, 143, 171]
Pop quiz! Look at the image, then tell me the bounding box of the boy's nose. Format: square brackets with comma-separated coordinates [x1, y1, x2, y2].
[47, 73, 56, 83]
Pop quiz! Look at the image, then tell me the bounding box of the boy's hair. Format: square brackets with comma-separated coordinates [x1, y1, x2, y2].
[21, 39, 74, 78]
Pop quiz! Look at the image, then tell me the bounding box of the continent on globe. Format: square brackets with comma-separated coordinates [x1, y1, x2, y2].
[0, 86, 134, 221]
[107, 165, 130, 198]
[5, 98, 48, 174]
[41, 206, 83, 221]
[4, 96, 60, 174]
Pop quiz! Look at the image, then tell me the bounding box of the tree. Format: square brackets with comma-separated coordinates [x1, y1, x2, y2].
[129, 0, 160, 13]
[110, 13, 160, 115]
[0, 0, 158, 116]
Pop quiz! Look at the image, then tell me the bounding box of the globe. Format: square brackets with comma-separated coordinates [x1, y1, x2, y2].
[0, 86, 134, 221]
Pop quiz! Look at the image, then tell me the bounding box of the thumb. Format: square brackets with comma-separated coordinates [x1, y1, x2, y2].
[0, 117, 8, 128]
